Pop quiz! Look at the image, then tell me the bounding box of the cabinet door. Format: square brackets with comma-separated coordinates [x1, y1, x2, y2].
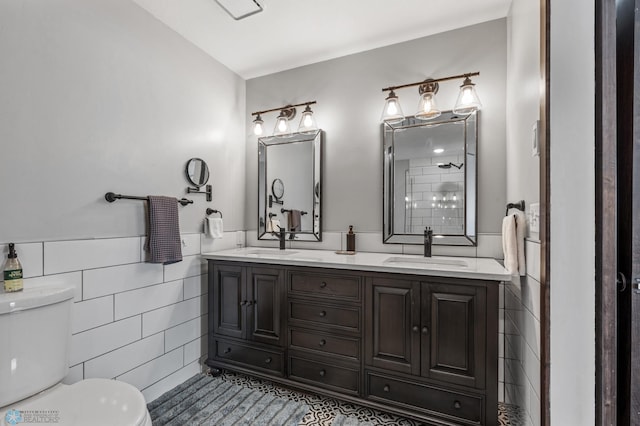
[248, 267, 284, 346]
[365, 277, 420, 375]
[212, 264, 246, 339]
[422, 282, 486, 388]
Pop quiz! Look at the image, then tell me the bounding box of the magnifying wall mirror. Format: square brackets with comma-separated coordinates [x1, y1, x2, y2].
[185, 158, 210, 188]
[383, 111, 477, 246]
[258, 130, 323, 241]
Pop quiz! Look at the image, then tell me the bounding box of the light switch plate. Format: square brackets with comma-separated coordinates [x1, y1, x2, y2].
[529, 203, 540, 233]
[532, 120, 540, 157]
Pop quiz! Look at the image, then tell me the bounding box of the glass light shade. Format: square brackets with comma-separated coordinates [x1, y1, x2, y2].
[380, 90, 404, 123]
[273, 111, 291, 136]
[298, 105, 318, 133]
[415, 92, 441, 120]
[453, 77, 482, 115]
[252, 115, 264, 136]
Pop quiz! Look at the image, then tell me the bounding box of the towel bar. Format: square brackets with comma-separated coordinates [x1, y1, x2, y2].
[281, 208, 308, 216]
[105, 192, 193, 206]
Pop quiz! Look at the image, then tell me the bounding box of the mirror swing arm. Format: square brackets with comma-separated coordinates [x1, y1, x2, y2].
[187, 184, 212, 202]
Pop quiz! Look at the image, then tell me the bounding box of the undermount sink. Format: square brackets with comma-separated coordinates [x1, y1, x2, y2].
[383, 256, 469, 268]
[246, 249, 299, 256]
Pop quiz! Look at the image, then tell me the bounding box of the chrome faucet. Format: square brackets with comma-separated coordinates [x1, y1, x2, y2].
[424, 227, 433, 257]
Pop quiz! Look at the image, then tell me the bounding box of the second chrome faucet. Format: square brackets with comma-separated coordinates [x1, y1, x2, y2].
[424, 226, 433, 257]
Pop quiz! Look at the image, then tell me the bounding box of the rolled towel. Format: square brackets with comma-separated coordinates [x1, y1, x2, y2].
[205, 217, 223, 239]
[513, 210, 527, 276]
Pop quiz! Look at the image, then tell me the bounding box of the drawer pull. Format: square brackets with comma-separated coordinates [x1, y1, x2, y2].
[319, 369, 326, 377]
[412, 325, 419, 333]
[383, 385, 390, 393]
[265, 357, 272, 364]
[422, 326, 429, 335]
[319, 339, 327, 346]
[224, 347, 232, 354]
[453, 400, 462, 409]
[319, 310, 327, 317]
[320, 281, 327, 288]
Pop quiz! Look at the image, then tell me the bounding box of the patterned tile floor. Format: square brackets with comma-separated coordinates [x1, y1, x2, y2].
[212, 370, 527, 425]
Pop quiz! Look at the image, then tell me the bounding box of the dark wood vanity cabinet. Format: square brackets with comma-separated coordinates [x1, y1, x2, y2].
[209, 262, 285, 376]
[365, 276, 496, 425]
[207, 260, 498, 425]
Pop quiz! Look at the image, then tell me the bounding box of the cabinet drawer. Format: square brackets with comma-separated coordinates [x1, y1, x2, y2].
[290, 328, 360, 360]
[289, 356, 360, 395]
[289, 272, 360, 300]
[289, 300, 360, 332]
[366, 372, 482, 424]
[214, 339, 284, 375]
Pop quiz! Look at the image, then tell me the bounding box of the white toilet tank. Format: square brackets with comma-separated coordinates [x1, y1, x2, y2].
[0, 286, 75, 407]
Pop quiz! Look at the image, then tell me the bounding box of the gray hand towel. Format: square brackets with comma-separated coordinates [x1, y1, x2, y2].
[288, 209, 302, 232]
[146, 195, 182, 264]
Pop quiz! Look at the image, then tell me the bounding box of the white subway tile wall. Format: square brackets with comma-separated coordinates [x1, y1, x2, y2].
[504, 239, 541, 426]
[0, 232, 240, 403]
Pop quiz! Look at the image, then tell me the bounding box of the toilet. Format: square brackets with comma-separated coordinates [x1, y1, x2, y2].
[0, 286, 152, 426]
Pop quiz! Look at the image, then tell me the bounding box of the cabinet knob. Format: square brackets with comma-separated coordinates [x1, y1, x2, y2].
[247, 300, 255, 306]
[240, 300, 247, 306]
[319, 369, 326, 377]
[412, 325, 419, 332]
[422, 326, 429, 335]
[319, 310, 327, 317]
[320, 281, 327, 288]
[224, 347, 231, 354]
[319, 339, 327, 346]
[453, 400, 462, 409]
[264, 357, 272, 364]
[383, 385, 390, 393]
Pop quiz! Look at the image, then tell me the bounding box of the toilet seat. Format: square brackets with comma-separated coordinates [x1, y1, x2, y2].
[1, 379, 151, 426]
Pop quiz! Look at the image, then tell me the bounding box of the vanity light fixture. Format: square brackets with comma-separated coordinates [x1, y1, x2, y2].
[252, 114, 264, 136]
[380, 90, 404, 123]
[415, 80, 441, 120]
[298, 104, 318, 133]
[381, 72, 481, 122]
[453, 76, 483, 114]
[250, 101, 317, 137]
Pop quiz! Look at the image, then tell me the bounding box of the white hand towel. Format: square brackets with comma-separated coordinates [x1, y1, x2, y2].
[513, 210, 527, 276]
[502, 210, 527, 276]
[205, 217, 223, 239]
[267, 219, 281, 233]
[502, 215, 518, 275]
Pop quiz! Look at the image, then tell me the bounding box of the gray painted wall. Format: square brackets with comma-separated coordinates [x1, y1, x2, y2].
[245, 20, 507, 237]
[0, 0, 246, 242]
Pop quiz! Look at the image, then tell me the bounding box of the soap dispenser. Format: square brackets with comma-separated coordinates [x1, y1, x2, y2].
[346, 225, 356, 252]
[3, 243, 23, 292]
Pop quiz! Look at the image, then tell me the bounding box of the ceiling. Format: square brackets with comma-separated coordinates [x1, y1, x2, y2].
[132, 0, 511, 80]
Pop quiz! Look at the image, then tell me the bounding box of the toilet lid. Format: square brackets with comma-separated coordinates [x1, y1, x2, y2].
[2, 379, 149, 426]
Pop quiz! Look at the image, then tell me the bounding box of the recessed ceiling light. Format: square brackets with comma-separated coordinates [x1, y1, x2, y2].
[215, 0, 263, 20]
[433, 148, 444, 154]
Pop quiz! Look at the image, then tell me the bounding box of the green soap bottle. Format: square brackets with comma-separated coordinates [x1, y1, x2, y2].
[3, 243, 24, 292]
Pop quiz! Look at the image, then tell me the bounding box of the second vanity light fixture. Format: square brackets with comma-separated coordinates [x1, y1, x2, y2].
[252, 101, 318, 137]
[381, 72, 482, 122]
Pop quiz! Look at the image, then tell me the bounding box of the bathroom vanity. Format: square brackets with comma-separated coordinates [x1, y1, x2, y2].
[204, 248, 509, 426]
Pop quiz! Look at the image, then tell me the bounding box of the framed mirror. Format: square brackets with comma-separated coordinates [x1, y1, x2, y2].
[383, 111, 477, 245]
[258, 130, 323, 241]
[185, 158, 210, 188]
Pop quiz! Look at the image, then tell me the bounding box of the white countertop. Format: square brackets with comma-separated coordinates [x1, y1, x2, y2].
[202, 247, 511, 281]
